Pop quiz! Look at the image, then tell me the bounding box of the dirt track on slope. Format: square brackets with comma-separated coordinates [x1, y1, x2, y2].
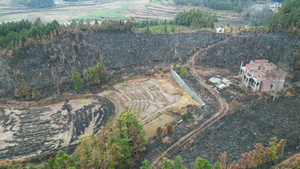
[150, 46, 230, 168]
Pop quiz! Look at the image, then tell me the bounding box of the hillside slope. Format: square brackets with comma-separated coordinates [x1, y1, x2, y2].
[0, 32, 299, 100]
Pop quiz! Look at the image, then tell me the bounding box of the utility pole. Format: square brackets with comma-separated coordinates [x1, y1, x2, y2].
[273, 75, 281, 101]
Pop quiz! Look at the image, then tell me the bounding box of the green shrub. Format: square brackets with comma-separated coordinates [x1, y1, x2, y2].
[182, 114, 187, 121]
[176, 66, 181, 70]
[32, 88, 41, 100]
[87, 67, 95, 83]
[72, 68, 83, 92]
[172, 27, 175, 33]
[128, 74, 135, 78]
[156, 126, 167, 137]
[194, 157, 212, 169]
[214, 161, 222, 169]
[1, 72, 7, 78]
[166, 123, 174, 133]
[187, 112, 192, 118]
[86, 62, 108, 84]
[181, 67, 187, 76]
[15, 79, 30, 98]
[173, 64, 176, 68]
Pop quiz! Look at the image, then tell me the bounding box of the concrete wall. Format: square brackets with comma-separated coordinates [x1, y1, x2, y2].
[260, 80, 285, 91]
[170, 69, 205, 106]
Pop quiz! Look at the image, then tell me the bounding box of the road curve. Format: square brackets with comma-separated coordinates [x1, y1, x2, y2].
[150, 47, 229, 168]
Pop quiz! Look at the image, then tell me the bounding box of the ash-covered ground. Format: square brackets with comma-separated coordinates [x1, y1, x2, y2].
[141, 63, 300, 168]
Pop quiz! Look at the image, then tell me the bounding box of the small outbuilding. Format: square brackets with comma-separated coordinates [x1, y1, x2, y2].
[54, 0, 64, 5]
[214, 23, 225, 34]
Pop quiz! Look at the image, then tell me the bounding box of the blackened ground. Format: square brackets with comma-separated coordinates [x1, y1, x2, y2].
[0, 96, 115, 160]
[140, 63, 300, 169]
[172, 96, 300, 168]
[169, 64, 300, 168]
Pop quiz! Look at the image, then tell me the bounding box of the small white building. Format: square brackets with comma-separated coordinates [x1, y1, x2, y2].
[252, 4, 267, 11]
[269, 1, 282, 12]
[54, 0, 64, 5]
[214, 23, 225, 34]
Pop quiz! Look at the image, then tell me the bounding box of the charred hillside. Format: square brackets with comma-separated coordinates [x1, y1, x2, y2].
[195, 33, 300, 67]
[0, 32, 299, 99]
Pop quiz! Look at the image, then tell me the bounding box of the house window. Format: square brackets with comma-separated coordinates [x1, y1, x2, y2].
[258, 66, 261, 70]
[270, 84, 273, 89]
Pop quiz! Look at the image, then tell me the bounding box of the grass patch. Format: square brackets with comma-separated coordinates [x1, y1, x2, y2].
[136, 24, 186, 33]
[5, 14, 26, 18]
[0, 14, 27, 22]
[214, 13, 222, 18]
[143, 114, 175, 139]
[127, 74, 135, 78]
[75, 6, 129, 19]
[145, 1, 160, 7]
[0, 18, 13, 22]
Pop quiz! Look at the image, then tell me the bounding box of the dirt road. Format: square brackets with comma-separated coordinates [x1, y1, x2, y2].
[150, 45, 229, 168]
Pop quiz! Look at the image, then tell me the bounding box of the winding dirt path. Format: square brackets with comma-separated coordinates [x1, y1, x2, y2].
[150, 41, 230, 168]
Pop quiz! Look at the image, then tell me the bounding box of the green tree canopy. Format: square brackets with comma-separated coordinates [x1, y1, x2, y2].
[73, 112, 146, 168]
[194, 157, 212, 169]
[161, 157, 173, 169]
[268, 0, 300, 33]
[174, 155, 185, 169]
[175, 9, 217, 29]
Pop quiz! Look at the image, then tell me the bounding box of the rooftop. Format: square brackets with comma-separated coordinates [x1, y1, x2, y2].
[214, 23, 224, 28]
[242, 60, 286, 81]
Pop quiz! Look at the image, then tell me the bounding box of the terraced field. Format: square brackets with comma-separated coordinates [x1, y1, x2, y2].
[0, 96, 115, 160]
[75, 6, 129, 19]
[98, 74, 201, 126]
[99, 78, 178, 124]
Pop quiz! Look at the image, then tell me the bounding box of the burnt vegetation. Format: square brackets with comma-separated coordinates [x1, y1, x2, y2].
[0, 1, 299, 168]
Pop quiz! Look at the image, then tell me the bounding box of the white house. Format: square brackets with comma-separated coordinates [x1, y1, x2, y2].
[269, 1, 282, 12]
[252, 4, 267, 11]
[214, 23, 225, 34]
[54, 0, 64, 5]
